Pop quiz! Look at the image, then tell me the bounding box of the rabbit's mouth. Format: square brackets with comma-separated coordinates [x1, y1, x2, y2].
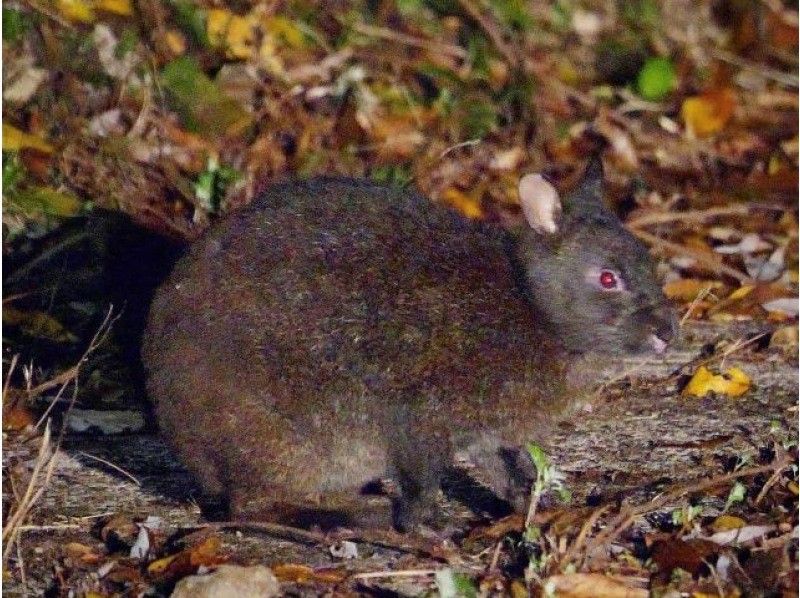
[648, 333, 669, 354]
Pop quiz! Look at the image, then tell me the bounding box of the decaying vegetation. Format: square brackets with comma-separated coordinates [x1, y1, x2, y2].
[2, 0, 797, 594]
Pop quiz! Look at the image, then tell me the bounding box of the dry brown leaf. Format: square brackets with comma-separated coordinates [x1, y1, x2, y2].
[271, 563, 345, 584]
[681, 88, 737, 137]
[543, 573, 648, 598]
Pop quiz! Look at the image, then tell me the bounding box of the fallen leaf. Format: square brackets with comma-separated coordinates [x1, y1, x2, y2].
[710, 514, 746, 532]
[544, 573, 648, 598]
[708, 524, 775, 546]
[663, 279, 725, 302]
[2, 401, 35, 431]
[650, 537, 718, 578]
[148, 536, 225, 582]
[3, 307, 78, 341]
[3, 123, 53, 153]
[160, 57, 252, 137]
[769, 325, 798, 356]
[441, 187, 483, 219]
[55, 0, 95, 23]
[96, 0, 131, 16]
[3, 67, 48, 104]
[681, 88, 737, 138]
[683, 366, 752, 398]
[271, 563, 346, 584]
[207, 9, 254, 60]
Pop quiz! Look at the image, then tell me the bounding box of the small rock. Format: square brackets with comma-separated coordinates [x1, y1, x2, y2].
[171, 564, 280, 598]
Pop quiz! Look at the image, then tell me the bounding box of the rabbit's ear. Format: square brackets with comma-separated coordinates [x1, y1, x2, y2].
[570, 156, 606, 210]
[518, 174, 562, 235]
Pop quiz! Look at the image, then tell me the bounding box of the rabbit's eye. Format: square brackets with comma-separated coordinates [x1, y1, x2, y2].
[599, 270, 618, 289]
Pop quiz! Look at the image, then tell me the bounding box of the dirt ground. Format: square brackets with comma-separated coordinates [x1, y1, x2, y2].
[3, 320, 796, 596]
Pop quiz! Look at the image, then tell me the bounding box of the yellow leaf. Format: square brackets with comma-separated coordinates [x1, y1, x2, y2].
[441, 188, 483, 219]
[727, 285, 754, 301]
[3, 308, 78, 342]
[3, 124, 54, 153]
[164, 30, 187, 55]
[265, 16, 305, 48]
[663, 279, 724, 302]
[681, 88, 736, 138]
[55, 0, 96, 22]
[147, 554, 176, 574]
[207, 9, 255, 59]
[683, 366, 752, 398]
[96, 0, 132, 16]
[710, 514, 746, 532]
[9, 186, 83, 217]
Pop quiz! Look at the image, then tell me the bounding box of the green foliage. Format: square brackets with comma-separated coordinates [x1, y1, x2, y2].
[194, 158, 240, 213]
[550, 1, 571, 31]
[434, 569, 478, 598]
[160, 57, 251, 135]
[7, 186, 84, 217]
[526, 441, 571, 503]
[370, 164, 413, 188]
[671, 504, 702, 526]
[620, 0, 661, 29]
[723, 481, 747, 512]
[2, 7, 32, 42]
[463, 99, 499, 139]
[3, 152, 26, 195]
[488, 0, 532, 31]
[636, 56, 676, 101]
[114, 28, 139, 59]
[170, 0, 209, 47]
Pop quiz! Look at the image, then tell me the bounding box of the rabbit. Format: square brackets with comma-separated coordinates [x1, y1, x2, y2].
[142, 157, 676, 531]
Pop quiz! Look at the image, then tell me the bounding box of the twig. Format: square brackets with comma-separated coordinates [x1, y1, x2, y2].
[578, 457, 793, 567]
[351, 22, 467, 59]
[34, 307, 118, 430]
[191, 521, 441, 559]
[487, 539, 503, 572]
[76, 452, 141, 486]
[352, 569, 439, 580]
[627, 205, 758, 229]
[558, 505, 611, 569]
[3, 309, 117, 565]
[631, 228, 752, 283]
[711, 49, 799, 87]
[17, 524, 82, 532]
[439, 139, 481, 160]
[750, 528, 799, 552]
[456, 0, 520, 70]
[679, 285, 718, 328]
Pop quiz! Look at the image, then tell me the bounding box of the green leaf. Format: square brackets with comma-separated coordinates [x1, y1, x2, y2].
[2, 152, 26, 195]
[434, 569, 477, 598]
[160, 57, 251, 136]
[194, 158, 240, 212]
[370, 164, 413, 188]
[2, 8, 31, 42]
[170, 0, 209, 46]
[8, 186, 84, 217]
[526, 442, 549, 475]
[724, 481, 747, 512]
[114, 28, 139, 59]
[636, 56, 676, 102]
[488, 0, 531, 31]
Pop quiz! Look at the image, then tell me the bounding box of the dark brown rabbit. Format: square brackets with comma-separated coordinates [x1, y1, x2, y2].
[142, 158, 676, 530]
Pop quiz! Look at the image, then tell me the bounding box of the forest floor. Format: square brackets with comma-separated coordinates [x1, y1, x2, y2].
[3, 0, 798, 595]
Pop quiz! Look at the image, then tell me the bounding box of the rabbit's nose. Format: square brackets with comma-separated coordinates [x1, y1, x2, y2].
[651, 308, 678, 344]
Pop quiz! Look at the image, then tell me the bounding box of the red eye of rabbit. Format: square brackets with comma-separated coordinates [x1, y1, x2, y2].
[599, 270, 618, 289]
